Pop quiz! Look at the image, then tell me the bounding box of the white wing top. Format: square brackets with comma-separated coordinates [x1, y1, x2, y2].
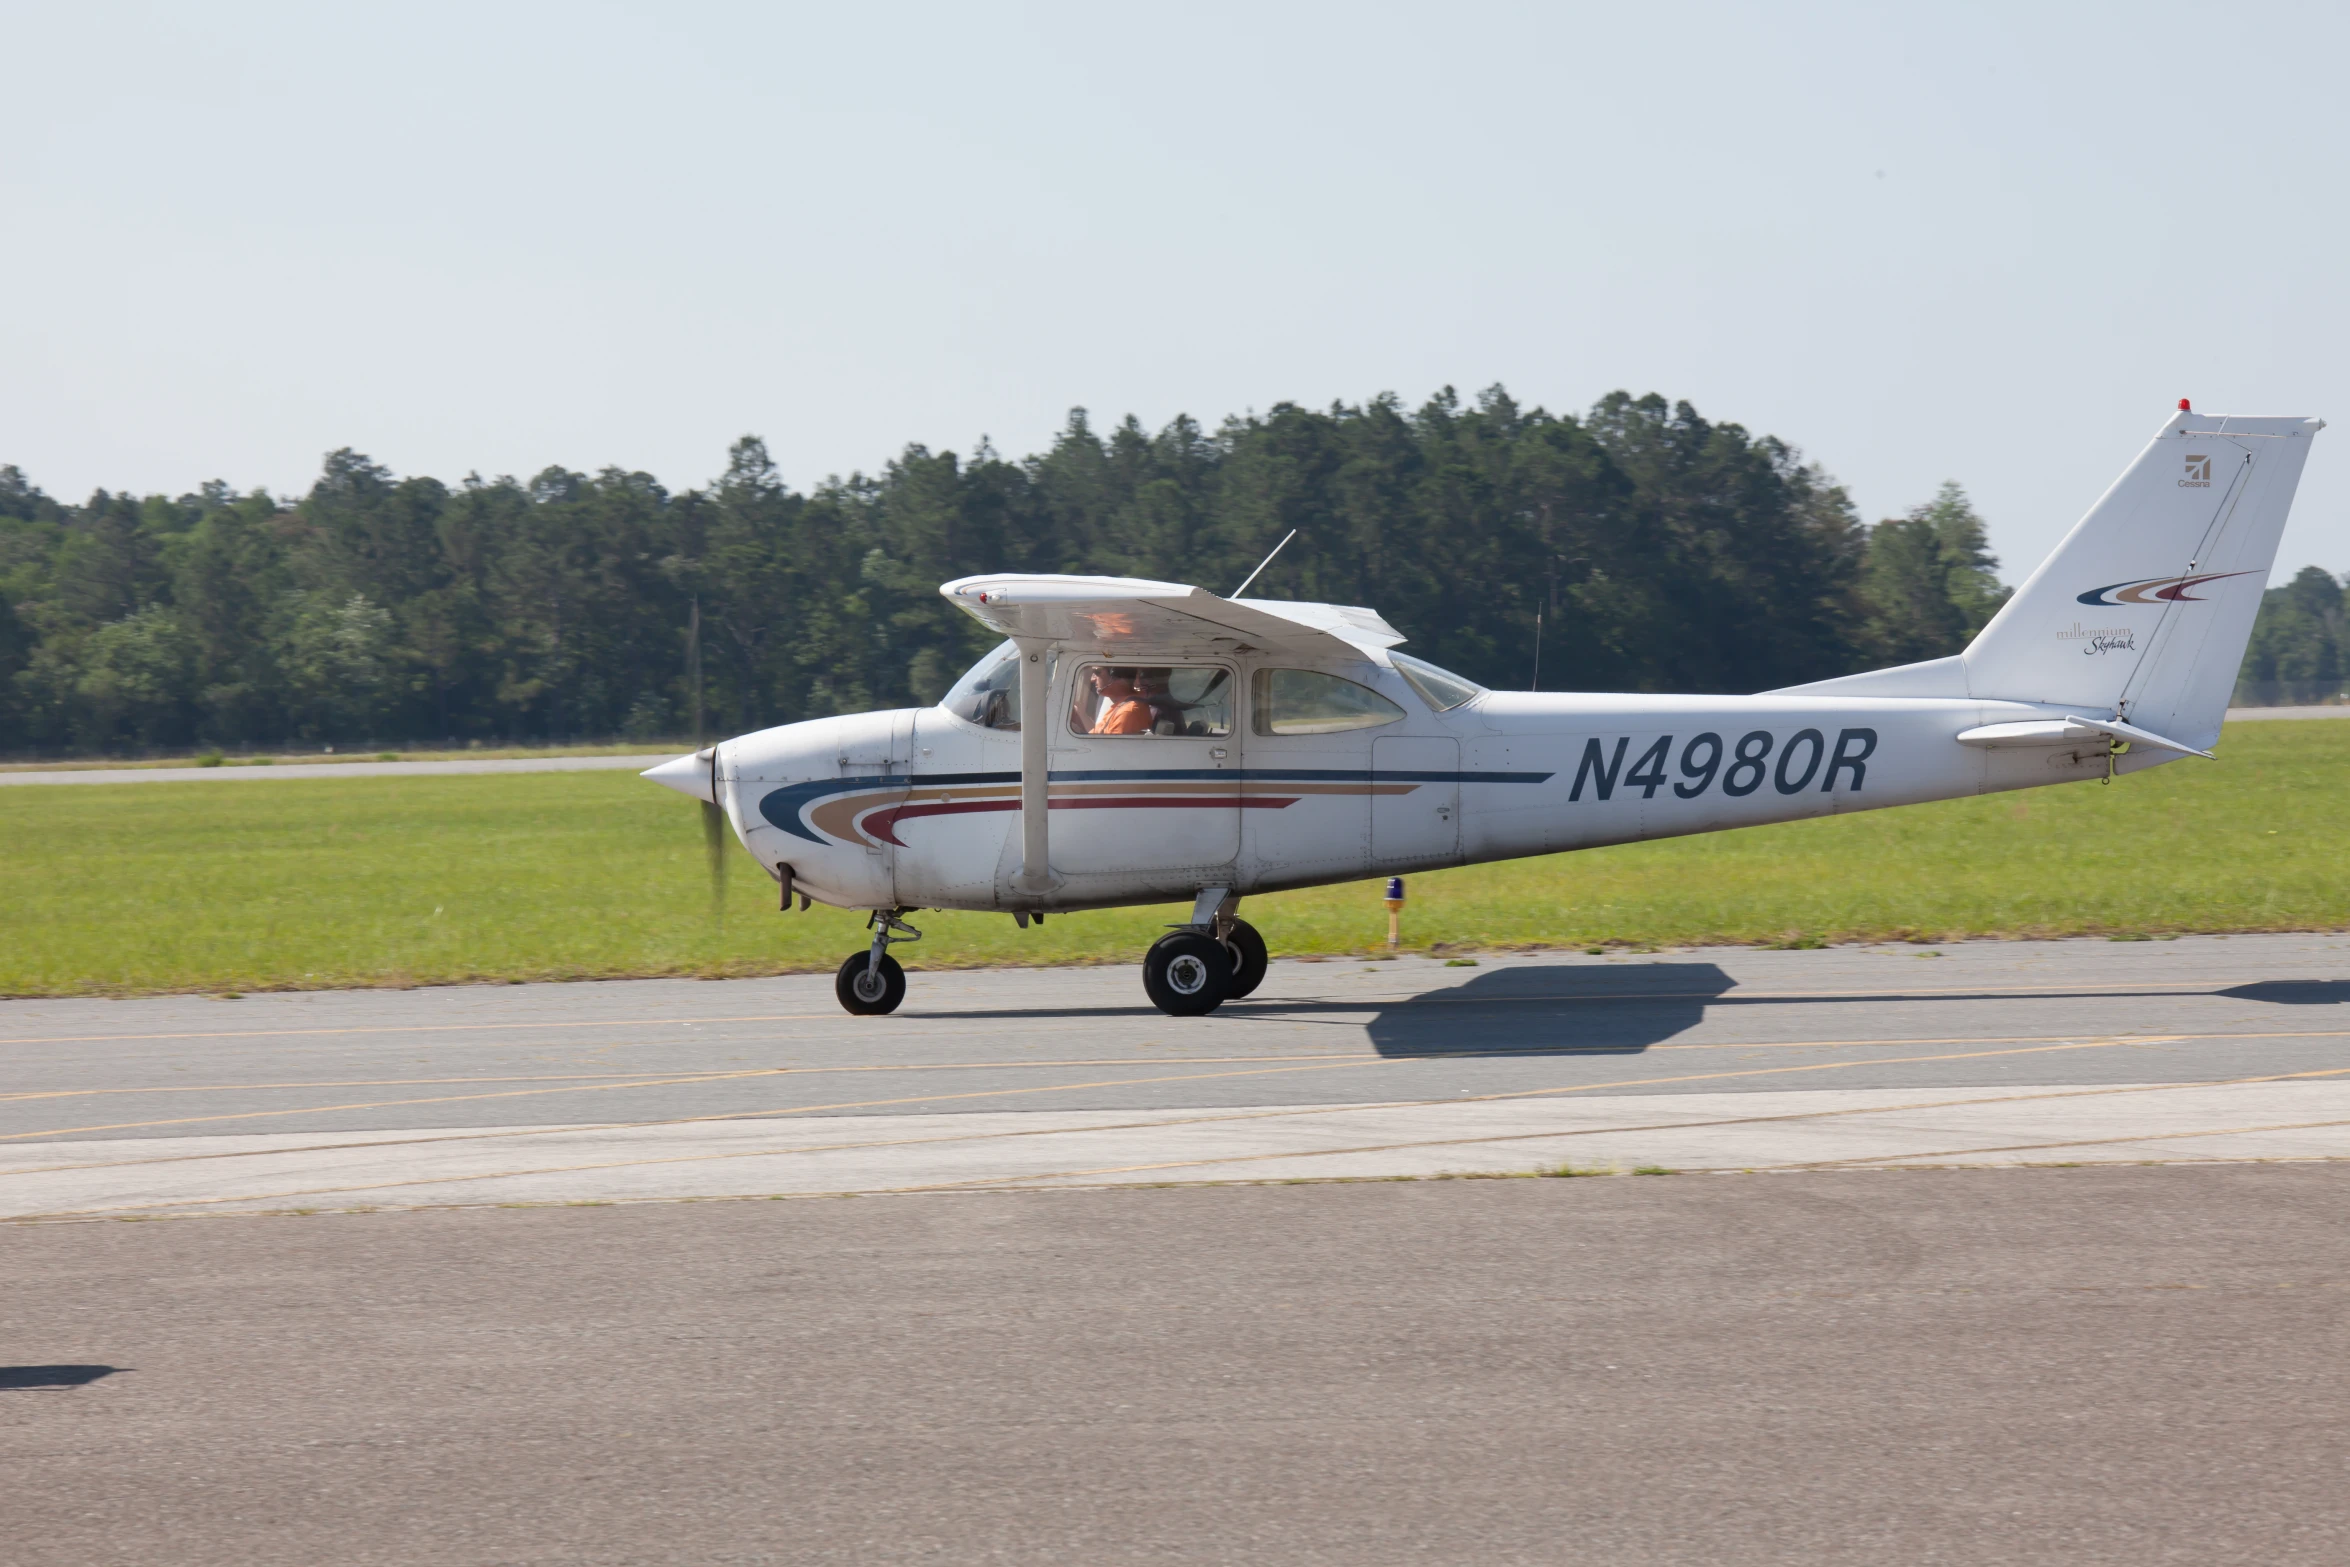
[939, 573, 1404, 661]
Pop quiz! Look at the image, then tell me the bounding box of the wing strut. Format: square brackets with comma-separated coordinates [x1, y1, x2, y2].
[1014, 638, 1059, 895]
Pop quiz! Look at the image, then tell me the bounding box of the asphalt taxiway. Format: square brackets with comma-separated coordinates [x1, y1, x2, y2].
[4, 932, 2348, 1217]
[6, 1166, 2347, 1566]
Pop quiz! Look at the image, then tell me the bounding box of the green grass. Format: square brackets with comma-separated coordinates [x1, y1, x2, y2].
[3, 718, 2346, 997]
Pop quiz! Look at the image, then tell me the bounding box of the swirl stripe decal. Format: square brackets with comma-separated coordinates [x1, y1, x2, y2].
[2076, 569, 2258, 607]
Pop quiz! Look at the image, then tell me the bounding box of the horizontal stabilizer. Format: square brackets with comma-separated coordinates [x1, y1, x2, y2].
[1955, 716, 2214, 759]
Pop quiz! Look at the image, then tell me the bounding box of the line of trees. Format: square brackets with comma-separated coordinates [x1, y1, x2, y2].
[2238, 566, 2350, 707]
[2, 386, 2039, 755]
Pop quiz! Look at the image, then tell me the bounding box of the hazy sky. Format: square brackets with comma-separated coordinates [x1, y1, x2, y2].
[6, 0, 2346, 584]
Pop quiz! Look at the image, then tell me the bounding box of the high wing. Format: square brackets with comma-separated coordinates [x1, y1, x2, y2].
[940, 573, 1403, 660]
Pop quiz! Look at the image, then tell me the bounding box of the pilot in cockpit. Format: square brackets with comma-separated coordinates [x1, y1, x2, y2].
[1086, 667, 1155, 735]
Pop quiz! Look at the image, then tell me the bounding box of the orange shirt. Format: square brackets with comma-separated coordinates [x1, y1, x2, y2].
[1091, 697, 1155, 735]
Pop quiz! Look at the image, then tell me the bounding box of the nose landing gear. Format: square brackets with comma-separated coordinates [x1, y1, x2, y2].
[836, 908, 920, 1016]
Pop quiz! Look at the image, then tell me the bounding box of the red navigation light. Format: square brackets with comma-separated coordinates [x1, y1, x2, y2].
[2179, 398, 2192, 411]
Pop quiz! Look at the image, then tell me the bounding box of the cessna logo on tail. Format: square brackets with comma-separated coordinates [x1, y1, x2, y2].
[2182, 454, 2212, 487]
[2076, 569, 2257, 607]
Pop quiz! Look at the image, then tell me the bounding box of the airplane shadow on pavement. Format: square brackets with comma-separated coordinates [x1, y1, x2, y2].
[2216, 980, 2350, 1006]
[0, 1365, 122, 1390]
[1362, 963, 1733, 1058]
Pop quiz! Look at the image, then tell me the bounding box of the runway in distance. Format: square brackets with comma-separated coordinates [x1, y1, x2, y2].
[646, 402, 2322, 1017]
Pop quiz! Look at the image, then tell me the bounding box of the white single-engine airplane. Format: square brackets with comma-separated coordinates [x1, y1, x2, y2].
[646, 402, 2321, 1017]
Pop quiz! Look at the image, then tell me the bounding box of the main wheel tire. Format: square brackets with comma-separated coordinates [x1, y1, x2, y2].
[1220, 918, 1269, 999]
[835, 951, 906, 1016]
[1143, 931, 1230, 1017]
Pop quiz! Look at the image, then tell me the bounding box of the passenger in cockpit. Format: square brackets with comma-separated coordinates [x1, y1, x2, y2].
[1136, 670, 1184, 735]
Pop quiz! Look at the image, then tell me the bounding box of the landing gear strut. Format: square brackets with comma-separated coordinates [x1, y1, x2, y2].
[836, 907, 920, 1016]
[1141, 890, 1265, 1017]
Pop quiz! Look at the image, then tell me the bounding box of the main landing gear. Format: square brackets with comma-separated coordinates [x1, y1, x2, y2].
[836, 908, 919, 1016]
[828, 897, 1265, 1019]
[1141, 891, 1265, 1018]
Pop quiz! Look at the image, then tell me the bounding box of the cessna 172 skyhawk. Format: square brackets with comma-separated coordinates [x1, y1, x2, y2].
[646, 402, 2321, 1017]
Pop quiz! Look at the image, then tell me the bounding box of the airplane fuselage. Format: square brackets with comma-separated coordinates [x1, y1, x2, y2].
[713, 662, 2165, 915]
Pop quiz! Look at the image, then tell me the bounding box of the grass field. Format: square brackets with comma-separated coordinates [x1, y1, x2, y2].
[3, 718, 2345, 997]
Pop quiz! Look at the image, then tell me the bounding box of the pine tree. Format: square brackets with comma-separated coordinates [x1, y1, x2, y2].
[1857, 481, 2008, 665]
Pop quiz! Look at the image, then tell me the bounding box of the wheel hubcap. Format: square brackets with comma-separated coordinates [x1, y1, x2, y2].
[1166, 954, 1210, 995]
[854, 968, 887, 1002]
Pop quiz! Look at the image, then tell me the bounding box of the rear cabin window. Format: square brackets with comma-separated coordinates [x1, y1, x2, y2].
[1251, 669, 1406, 735]
[1068, 665, 1234, 738]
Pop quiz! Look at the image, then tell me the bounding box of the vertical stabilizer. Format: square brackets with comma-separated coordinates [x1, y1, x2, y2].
[1963, 406, 2320, 749]
[1779, 405, 2322, 749]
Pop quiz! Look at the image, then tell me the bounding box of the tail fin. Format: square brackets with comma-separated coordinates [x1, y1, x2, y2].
[1782, 404, 2323, 749]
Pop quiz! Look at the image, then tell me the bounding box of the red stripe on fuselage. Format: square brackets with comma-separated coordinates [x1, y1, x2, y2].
[863, 794, 1299, 847]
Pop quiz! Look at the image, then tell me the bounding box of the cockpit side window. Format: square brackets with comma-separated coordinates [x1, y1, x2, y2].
[1068, 664, 1234, 738]
[1250, 669, 1406, 735]
[1389, 652, 1484, 712]
[942, 641, 1022, 730]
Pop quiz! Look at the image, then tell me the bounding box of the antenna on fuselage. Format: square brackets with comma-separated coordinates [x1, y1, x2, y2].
[1231, 529, 1299, 598]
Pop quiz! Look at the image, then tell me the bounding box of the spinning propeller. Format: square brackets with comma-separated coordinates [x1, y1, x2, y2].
[641, 745, 728, 918]
[700, 747, 726, 917]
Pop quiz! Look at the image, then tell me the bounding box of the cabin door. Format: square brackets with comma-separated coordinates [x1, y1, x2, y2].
[1048, 659, 1242, 875]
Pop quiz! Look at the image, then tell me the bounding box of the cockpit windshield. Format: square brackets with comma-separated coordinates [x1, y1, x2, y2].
[1389, 651, 1484, 711]
[942, 640, 1021, 730]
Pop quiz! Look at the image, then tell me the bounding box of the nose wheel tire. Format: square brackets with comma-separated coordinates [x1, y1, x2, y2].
[1220, 918, 1268, 999]
[835, 951, 907, 1016]
[1143, 932, 1231, 1017]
